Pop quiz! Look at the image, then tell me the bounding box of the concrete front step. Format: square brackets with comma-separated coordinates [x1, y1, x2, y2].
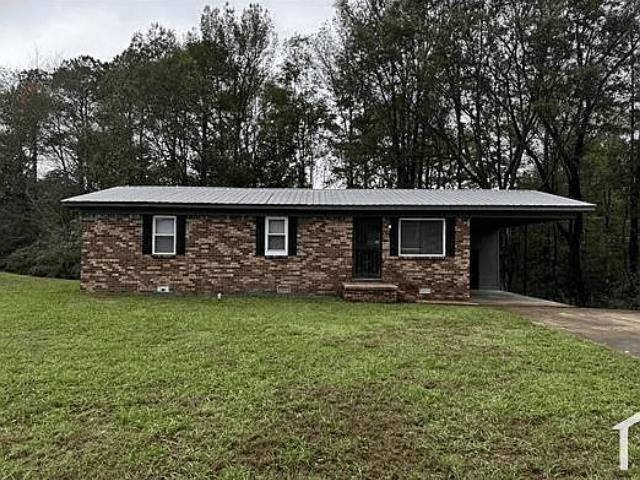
[342, 282, 399, 303]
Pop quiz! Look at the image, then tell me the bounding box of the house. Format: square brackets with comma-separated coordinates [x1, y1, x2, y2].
[62, 186, 594, 302]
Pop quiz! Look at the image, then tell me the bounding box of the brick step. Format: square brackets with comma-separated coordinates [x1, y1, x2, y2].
[341, 282, 398, 303]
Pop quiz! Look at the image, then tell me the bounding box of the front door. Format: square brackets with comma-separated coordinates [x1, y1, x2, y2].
[353, 217, 382, 279]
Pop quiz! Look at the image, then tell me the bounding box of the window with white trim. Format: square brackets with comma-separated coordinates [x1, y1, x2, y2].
[399, 218, 446, 257]
[265, 216, 288, 256]
[152, 215, 176, 255]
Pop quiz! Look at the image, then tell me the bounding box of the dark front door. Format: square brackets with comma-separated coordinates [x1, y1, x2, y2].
[353, 217, 382, 279]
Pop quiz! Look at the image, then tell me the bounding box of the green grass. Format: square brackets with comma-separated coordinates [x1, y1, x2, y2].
[0, 272, 639, 479]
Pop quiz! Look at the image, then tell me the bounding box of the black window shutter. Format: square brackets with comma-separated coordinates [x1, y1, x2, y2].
[288, 217, 298, 256]
[255, 216, 265, 255]
[446, 217, 456, 257]
[389, 217, 399, 256]
[142, 215, 152, 254]
[176, 216, 186, 255]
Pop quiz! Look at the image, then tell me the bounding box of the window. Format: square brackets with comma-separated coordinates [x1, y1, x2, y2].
[399, 218, 445, 257]
[152, 215, 176, 255]
[265, 216, 288, 256]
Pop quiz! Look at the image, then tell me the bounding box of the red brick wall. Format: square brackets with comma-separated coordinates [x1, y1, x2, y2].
[381, 217, 470, 301]
[81, 213, 470, 301]
[342, 284, 398, 303]
[81, 214, 353, 295]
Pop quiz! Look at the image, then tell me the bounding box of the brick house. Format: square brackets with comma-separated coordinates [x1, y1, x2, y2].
[62, 187, 594, 302]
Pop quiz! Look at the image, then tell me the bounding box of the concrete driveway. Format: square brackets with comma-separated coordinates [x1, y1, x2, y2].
[507, 306, 640, 356]
[472, 289, 569, 307]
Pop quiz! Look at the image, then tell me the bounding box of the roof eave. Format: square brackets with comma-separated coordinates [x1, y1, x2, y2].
[61, 201, 595, 214]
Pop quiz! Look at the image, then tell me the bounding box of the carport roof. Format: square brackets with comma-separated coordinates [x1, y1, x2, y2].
[62, 186, 595, 213]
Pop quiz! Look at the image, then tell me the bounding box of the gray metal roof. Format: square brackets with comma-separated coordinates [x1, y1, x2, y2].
[62, 186, 595, 212]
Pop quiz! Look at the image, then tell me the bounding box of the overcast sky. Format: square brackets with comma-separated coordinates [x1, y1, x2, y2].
[0, 0, 335, 70]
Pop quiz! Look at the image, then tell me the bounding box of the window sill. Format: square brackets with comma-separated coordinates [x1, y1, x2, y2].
[150, 253, 177, 258]
[397, 254, 446, 259]
[264, 254, 289, 259]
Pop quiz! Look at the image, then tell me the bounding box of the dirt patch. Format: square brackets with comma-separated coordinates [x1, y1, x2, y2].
[231, 383, 439, 478]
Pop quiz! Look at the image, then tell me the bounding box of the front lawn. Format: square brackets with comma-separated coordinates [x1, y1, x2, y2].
[0, 272, 638, 479]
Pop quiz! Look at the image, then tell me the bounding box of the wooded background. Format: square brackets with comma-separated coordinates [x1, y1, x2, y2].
[1, 0, 639, 307]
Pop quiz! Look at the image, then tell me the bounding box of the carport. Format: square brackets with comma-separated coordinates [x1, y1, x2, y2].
[469, 205, 593, 296]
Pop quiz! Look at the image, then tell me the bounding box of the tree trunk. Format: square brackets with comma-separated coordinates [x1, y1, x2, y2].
[564, 127, 587, 305]
[629, 56, 639, 276]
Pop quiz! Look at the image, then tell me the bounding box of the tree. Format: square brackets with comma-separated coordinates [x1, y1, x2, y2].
[256, 36, 329, 187]
[0, 69, 53, 260]
[322, 0, 452, 188]
[46, 56, 104, 190]
[518, 0, 640, 303]
[186, 4, 275, 186]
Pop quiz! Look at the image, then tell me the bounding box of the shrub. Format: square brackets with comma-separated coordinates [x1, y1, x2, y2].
[3, 235, 80, 279]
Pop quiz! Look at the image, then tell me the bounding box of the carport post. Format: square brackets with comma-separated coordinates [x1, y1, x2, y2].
[523, 224, 528, 295]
